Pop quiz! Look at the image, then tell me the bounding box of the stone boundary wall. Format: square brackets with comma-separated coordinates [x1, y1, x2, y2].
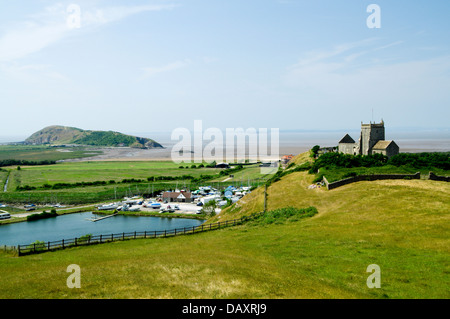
[429, 172, 450, 182]
[323, 172, 421, 190]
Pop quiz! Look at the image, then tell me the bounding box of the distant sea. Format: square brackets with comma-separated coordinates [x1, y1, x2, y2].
[1, 129, 449, 156]
[132, 129, 450, 155]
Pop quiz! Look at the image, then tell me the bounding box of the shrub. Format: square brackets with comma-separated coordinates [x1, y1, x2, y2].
[253, 206, 318, 225]
[311, 145, 320, 158]
[312, 174, 324, 183]
[30, 240, 46, 251]
[78, 234, 93, 243]
[27, 210, 58, 221]
[342, 172, 357, 178]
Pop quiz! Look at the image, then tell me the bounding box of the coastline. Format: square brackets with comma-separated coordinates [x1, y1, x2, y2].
[57, 141, 450, 163]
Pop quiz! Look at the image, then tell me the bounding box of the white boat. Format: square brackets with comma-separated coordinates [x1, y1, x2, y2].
[0, 212, 11, 220]
[160, 205, 175, 213]
[128, 206, 141, 212]
[97, 203, 119, 210]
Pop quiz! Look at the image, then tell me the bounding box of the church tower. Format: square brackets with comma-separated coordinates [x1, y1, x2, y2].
[357, 120, 385, 155]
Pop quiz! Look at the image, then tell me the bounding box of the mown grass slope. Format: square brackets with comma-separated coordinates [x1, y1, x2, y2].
[0, 156, 448, 299]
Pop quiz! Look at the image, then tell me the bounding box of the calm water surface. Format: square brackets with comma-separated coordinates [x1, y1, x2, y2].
[0, 212, 205, 246]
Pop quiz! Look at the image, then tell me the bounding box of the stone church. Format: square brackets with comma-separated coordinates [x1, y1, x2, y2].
[338, 120, 399, 158]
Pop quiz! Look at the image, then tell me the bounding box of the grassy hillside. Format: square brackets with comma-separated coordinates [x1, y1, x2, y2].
[24, 125, 163, 149]
[0, 153, 448, 299]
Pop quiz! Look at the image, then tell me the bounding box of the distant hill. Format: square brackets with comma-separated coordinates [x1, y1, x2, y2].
[24, 126, 163, 149]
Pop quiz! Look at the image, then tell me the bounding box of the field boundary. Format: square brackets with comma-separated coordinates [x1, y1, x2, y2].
[323, 172, 421, 190]
[16, 211, 265, 256]
[429, 171, 450, 182]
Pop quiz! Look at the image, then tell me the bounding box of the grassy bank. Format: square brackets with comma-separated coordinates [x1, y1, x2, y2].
[0, 167, 448, 298]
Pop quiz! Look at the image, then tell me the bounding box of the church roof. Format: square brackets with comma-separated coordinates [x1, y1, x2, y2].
[372, 140, 397, 150]
[338, 134, 355, 144]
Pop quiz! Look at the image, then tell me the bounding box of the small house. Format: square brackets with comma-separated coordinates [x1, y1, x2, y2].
[162, 191, 193, 203]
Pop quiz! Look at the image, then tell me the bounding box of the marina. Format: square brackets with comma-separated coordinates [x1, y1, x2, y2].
[0, 211, 205, 246]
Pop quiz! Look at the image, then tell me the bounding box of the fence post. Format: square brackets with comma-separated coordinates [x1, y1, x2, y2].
[134, 231, 136, 239]
[18, 245, 20, 256]
[62, 239, 64, 249]
[100, 235, 102, 243]
[48, 242, 50, 250]
[144, 231, 147, 239]
[75, 238, 77, 246]
[123, 232, 125, 240]
[175, 229, 177, 236]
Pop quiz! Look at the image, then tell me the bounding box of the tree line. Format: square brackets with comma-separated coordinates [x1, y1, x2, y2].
[0, 159, 56, 167]
[309, 151, 449, 173]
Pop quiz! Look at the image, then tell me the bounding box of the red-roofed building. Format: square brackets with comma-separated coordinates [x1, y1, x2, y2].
[281, 154, 294, 165]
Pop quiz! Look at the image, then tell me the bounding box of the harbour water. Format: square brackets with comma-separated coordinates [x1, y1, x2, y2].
[0, 212, 205, 246]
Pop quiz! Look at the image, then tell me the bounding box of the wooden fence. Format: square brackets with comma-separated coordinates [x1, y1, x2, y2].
[17, 211, 265, 256]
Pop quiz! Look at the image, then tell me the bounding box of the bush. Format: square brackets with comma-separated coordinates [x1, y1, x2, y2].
[253, 206, 318, 225]
[312, 174, 324, 183]
[27, 210, 58, 221]
[311, 145, 320, 158]
[342, 172, 357, 178]
[78, 234, 93, 243]
[30, 240, 46, 251]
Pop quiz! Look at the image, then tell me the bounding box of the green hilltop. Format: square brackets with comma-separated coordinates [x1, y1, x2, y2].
[24, 125, 163, 149]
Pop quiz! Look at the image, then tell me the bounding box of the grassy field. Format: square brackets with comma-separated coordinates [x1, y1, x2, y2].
[0, 145, 103, 162]
[0, 161, 448, 298]
[0, 161, 270, 204]
[210, 164, 272, 182]
[6, 161, 222, 190]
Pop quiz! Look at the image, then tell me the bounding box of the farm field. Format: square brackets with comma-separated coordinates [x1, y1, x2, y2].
[0, 161, 272, 205]
[0, 169, 448, 298]
[6, 161, 222, 190]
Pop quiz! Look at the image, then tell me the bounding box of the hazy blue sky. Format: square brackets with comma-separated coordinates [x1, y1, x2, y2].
[0, 0, 449, 139]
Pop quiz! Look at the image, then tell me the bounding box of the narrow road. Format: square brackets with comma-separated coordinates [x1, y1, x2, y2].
[3, 172, 10, 192]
